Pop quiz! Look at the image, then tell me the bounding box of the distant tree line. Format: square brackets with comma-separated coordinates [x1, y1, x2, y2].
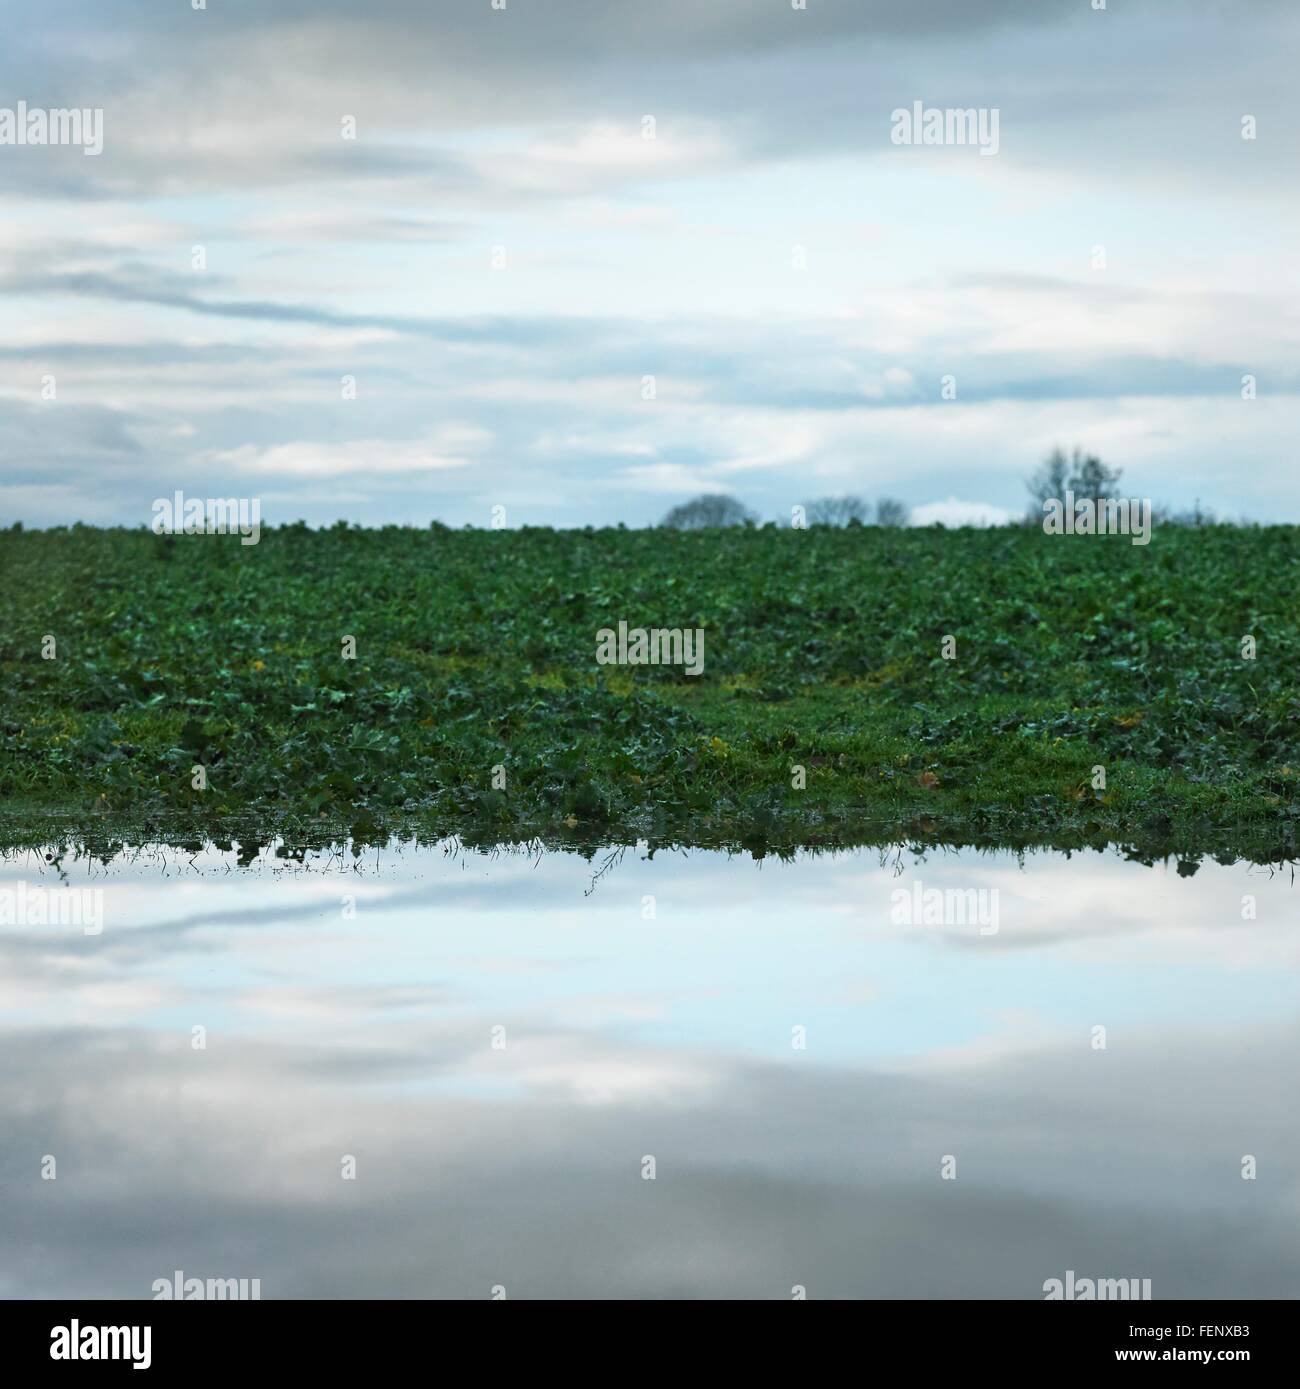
[661, 493, 910, 529]
[660, 494, 758, 529]
[656, 448, 1241, 530]
[803, 495, 909, 527]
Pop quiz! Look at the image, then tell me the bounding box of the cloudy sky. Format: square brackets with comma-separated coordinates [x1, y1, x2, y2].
[3, 0, 1297, 529]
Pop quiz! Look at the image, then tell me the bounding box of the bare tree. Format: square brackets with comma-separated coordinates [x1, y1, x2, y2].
[661, 494, 757, 529]
[1026, 448, 1070, 512]
[875, 497, 909, 527]
[1072, 452, 1122, 503]
[804, 495, 870, 526]
[1027, 447, 1122, 517]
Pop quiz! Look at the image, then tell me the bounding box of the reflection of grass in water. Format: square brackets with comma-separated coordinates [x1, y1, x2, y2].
[2, 806, 1295, 876]
[6, 835, 1290, 906]
[1, 523, 1297, 863]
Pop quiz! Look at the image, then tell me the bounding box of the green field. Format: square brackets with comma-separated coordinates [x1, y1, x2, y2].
[2, 522, 1298, 862]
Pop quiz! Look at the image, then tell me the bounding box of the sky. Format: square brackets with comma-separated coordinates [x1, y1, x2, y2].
[2, 0, 1297, 530]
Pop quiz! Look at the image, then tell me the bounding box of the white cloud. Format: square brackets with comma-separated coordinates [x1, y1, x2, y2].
[910, 497, 1015, 528]
[213, 436, 483, 479]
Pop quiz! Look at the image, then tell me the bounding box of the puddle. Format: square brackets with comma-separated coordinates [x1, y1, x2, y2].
[1, 841, 1296, 1298]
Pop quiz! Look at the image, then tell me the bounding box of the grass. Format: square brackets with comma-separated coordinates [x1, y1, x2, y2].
[1, 521, 1298, 864]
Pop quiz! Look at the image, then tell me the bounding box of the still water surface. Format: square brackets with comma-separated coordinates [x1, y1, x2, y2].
[1, 841, 1296, 1298]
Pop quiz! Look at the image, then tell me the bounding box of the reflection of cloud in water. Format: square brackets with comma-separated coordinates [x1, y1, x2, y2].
[0, 843, 1296, 1298]
[3, 1020, 1297, 1299]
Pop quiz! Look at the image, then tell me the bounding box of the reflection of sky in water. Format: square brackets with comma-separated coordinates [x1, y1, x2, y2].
[1, 842, 1296, 1299]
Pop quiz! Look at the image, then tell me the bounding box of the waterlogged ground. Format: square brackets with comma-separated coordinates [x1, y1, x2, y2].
[1, 840, 1297, 1299]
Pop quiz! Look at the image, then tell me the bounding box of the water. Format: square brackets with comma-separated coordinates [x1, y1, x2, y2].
[1, 841, 1296, 1299]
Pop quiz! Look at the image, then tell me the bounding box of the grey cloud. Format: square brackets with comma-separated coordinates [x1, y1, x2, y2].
[4, 0, 1245, 203]
[0, 400, 145, 501]
[2, 1016, 1296, 1297]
